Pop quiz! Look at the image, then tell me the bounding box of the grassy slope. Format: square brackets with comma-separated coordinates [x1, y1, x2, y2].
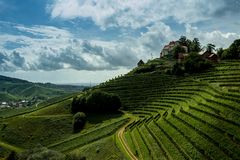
[0, 75, 84, 102]
[1, 59, 240, 160]
[69, 136, 127, 160]
[0, 92, 18, 101]
[0, 93, 128, 158]
[95, 59, 240, 160]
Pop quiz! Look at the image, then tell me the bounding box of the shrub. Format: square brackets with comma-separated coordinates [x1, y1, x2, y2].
[73, 112, 86, 133]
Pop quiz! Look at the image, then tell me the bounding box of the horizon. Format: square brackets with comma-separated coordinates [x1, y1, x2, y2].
[0, 0, 240, 83]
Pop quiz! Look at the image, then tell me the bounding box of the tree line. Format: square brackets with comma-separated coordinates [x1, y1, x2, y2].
[71, 90, 121, 132]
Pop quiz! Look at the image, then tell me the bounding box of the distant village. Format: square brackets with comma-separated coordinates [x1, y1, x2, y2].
[0, 97, 39, 109]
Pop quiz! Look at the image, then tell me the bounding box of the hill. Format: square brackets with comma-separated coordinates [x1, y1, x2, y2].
[0, 59, 240, 159]
[0, 75, 85, 102]
[95, 59, 240, 160]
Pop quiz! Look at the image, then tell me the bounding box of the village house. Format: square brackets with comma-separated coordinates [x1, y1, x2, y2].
[0, 102, 9, 108]
[201, 51, 219, 63]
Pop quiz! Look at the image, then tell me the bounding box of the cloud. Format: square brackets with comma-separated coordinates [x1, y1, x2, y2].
[0, 23, 141, 71]
[138, 22, 176, 55]
[48, 0, 228, 29]
[1, 20, 239, 72]
[186, 24, 240, 48]
[214, 0, 240, 17]
[0, 21, 177, 72]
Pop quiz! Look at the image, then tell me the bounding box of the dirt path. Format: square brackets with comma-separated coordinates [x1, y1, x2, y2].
[117, 120, 138, 160]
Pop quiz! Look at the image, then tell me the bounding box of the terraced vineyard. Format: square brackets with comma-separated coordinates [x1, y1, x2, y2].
[0, 93, 128, 159]
[96, 60, 240, 160]
[1, 59, 239, 159]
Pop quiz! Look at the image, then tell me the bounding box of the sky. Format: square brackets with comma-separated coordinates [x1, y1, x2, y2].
[0, 0, 240, 84]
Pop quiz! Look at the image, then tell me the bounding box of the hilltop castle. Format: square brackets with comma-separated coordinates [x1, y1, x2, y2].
[160, 41, 188, 62]
[160, 40, 218, 63]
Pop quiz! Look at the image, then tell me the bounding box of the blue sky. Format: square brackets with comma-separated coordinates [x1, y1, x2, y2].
[0, 0, 240, 83]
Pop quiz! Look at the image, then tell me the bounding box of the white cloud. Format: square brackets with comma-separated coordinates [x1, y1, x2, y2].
[186, 24, 240, 48]
[0, 21, 177, 72]
[2, 21, 239, 73]
[48, 0, 225, 29]
[138, 22, 176, 57]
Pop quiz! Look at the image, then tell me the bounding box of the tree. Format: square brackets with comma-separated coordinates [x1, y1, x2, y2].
[71, 96, 87, 114]
[86, 90, 121, 113]
[73, 112, 86, 133]
[173, 45, 186, 59]
[206, 44, 216, 53]
[71, 97, 79, 114]
[71, 90, 122, 114]
[137, 59, 145, 66]
[190, 38, 201, 52]
[186, 39, 192, 51]
[184, 52, 212, 73]
[179, 36, 187, 46]
[217, 48, 224, 58]
[221, 39, 240, 59]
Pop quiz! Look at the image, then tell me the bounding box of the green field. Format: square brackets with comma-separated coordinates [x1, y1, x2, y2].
[0, 59, 240, 159]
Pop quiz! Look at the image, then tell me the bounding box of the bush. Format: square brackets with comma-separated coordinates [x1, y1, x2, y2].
[73, 112, 86, 133]
[71, 90, 121, 114]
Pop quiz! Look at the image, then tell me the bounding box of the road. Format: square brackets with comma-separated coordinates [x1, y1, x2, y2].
[117, 120, 138, 160]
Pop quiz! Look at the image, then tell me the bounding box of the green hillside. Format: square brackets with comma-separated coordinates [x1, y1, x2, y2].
[0, 59, 240, 160]
[0, 93, 129, 159]
[95, 59, 240, 160]
[0, 75, 85, 102]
